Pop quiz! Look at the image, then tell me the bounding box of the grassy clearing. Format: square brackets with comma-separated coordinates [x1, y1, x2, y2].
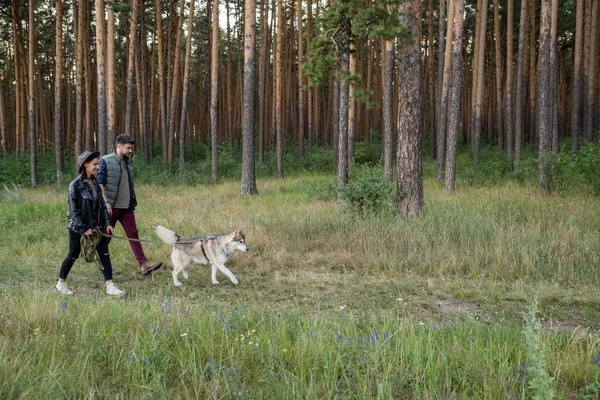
[1, 173, 600, 397]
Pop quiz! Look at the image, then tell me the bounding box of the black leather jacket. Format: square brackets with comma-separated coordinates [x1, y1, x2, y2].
[67, 176, 111, 234]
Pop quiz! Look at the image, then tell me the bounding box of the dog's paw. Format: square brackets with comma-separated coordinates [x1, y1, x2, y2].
[231, 278, 239, 285]
[212, 280, 220, 285]
[174, 281, 183, 287]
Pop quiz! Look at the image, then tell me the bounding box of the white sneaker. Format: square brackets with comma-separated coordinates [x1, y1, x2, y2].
[56, 281, 73, 295]
[106, 283, 126, 296]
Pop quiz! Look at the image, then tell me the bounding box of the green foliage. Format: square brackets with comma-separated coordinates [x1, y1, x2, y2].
[523, 295, 556, 400]
[549, 143, 600, 195]
[338, 166, 394, 218]
[354, 142, 383, 166]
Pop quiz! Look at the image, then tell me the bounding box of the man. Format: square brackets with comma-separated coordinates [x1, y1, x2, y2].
[97, 134, 163, 275]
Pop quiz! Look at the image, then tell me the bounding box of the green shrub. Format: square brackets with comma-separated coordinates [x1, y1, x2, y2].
[337, 166, 394, 218]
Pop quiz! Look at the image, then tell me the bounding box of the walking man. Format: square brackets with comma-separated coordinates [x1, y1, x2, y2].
[98, 134, 163, 275]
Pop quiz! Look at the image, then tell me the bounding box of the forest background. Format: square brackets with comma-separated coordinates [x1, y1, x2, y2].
[0, 0, 600, 397]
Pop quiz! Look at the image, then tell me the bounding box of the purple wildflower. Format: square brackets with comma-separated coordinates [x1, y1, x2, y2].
[482, 370, 487, 377]
[310, 330, 313, 339]
[594, 349, 599, 365]
[370, 335, 376, 343]
[384, 332, 389, 340]
[219, 313, 227, 328]
[511, 389, 518, 400]
[232, 309, 237, 318]
[359, 336, 364, 343]
[53, 316, 60, 323]
[143, 358, 150, 365]
[115, 332, 120, 336]
[347, 338, 353, 345]
[523, 371, 527, 382]
[336, 332, 341, 343]
[167, 297, 173, 313]
[211, 385, 218, 392]
[374, 329, 379, 338]
[209, 355, 215, 373]
[224, 367, 230, 376]
[60, 301, 67, 312]
[504, 387, 508, 396]
[233, 367, 239, 377]
[154, 324, 160, 333]
[432, 323, 438, 330]
[524, 361, 528, 369]
[459, 347, 463, 353]
[159, 302, 165, 313]
[470, 336, 475, 342]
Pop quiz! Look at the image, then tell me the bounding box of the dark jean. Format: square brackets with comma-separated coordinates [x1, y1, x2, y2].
[59, 229, 113, 281]
[108, 208, 147, 266]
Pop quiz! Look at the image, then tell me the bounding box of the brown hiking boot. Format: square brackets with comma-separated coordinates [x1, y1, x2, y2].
[140, 260, 163, 276]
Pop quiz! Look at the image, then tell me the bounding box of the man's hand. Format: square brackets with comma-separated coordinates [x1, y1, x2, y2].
[106, 225, 115, 235]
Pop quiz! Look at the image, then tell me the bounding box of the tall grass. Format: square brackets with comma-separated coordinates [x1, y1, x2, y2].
[1, 154, 600, 396]
[0, 287, 598, 398]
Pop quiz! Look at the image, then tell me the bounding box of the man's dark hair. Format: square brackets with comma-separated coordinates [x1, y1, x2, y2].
[116, 134, 135, 145]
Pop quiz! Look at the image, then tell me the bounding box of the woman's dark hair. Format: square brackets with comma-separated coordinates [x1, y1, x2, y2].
[116, 134, 135, 145]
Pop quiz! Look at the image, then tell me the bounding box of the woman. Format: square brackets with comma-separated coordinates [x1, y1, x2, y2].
[56, 150, 125, 296]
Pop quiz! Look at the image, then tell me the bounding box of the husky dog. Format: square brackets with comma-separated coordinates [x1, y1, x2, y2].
[153, 225, 248, 287]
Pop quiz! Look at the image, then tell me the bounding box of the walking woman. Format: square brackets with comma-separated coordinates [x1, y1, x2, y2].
[56, 151, 126, 296]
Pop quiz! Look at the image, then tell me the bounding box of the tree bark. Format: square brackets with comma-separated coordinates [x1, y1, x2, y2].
[514, 0, 526, 171]
[95, 0, 107, 155]
[444, 0, 465, 192]
[472, 0, 488, 167]
[28, 0, 37, 186]
[167, 0, 185, 167]
[55, 0, 64, 184]
[583, 0, 598, 143]
[0, 79, 6, 153]
[383, 38, 395, 182]
[275, 0, 284, 178]
[337, 27, 350, 187]
[347, 43, 357, 170]
[298, 0, 305, 163]
[75, 1, 84, 164]
[537, 0, 552, 190]
[550, 0, 559, 154]
[107, 4, 116, 153]
[493, 0, 503, 150]
[396, 0, 423, 216]
[241, 0, 259, 194]
[125, 0, 139, 139]
[211, 0, 219, 183]
[179, 0, 195, 180]
[155, 0, 168, 162]
[505, 0, 514, 164]
[427, 0, 435, 159]
[436, 0, 446, 159]
[571, 0, 584, 149]
[436, 0, 456, 177]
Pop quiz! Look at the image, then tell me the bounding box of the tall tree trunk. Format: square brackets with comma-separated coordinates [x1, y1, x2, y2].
[470, 0, 482, 141]
[179, 0, 195, 180]
[436, 0, 456, 177]
[306, 0, 313, 146]
[347, 43, 357, 169]
[527, 0, 536, 144]
[505, 0, 514, 164]
[167, 0, 185, 167]
[28, 0, 37, 186]
[211, 0, 219, 183]
[383, 38, 395, 182]
[397, 0, 423, 216]
[258, 0, 269, 164]
[436, 0, 446, 159]
[427, 0, 435, 159]
[583, 0, 598, 142]
[156, 0, 168, 162]
[125, 0, 139, 138]
[537, 0, 552, 190]
[106, 4, 116, 153]
[472, 0, 488, 167]
[0, 79, 6, 153]
[241, 0, 259, 194]
[332, 79, 339, 171]
[514, 0, 527, 171]
[75, 1, 84, 164]
[55, 0, 64, 184]
[444, 0, 465, 192]
[337, 28, 350, 187]
[550, 0, 559, 154]
[571, 0, 584, 149]
[225, 0, 233, 150]
[493, 0, 503, 150]
[95, 0, 107, 155]
[275, 0, 283, 178]
[297, 0, 305, 163]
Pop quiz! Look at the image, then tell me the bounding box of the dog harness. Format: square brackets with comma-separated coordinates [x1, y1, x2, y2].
[199, 236, 218, 263]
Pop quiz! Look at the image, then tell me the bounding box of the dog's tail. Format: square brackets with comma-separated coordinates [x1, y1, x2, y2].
[153, 225, 179, 244]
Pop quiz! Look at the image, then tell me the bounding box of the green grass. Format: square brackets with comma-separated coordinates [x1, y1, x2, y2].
[1, 169, 600, 397]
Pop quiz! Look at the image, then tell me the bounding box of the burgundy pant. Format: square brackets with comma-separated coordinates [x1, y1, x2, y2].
[108, 208, 147, 266]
